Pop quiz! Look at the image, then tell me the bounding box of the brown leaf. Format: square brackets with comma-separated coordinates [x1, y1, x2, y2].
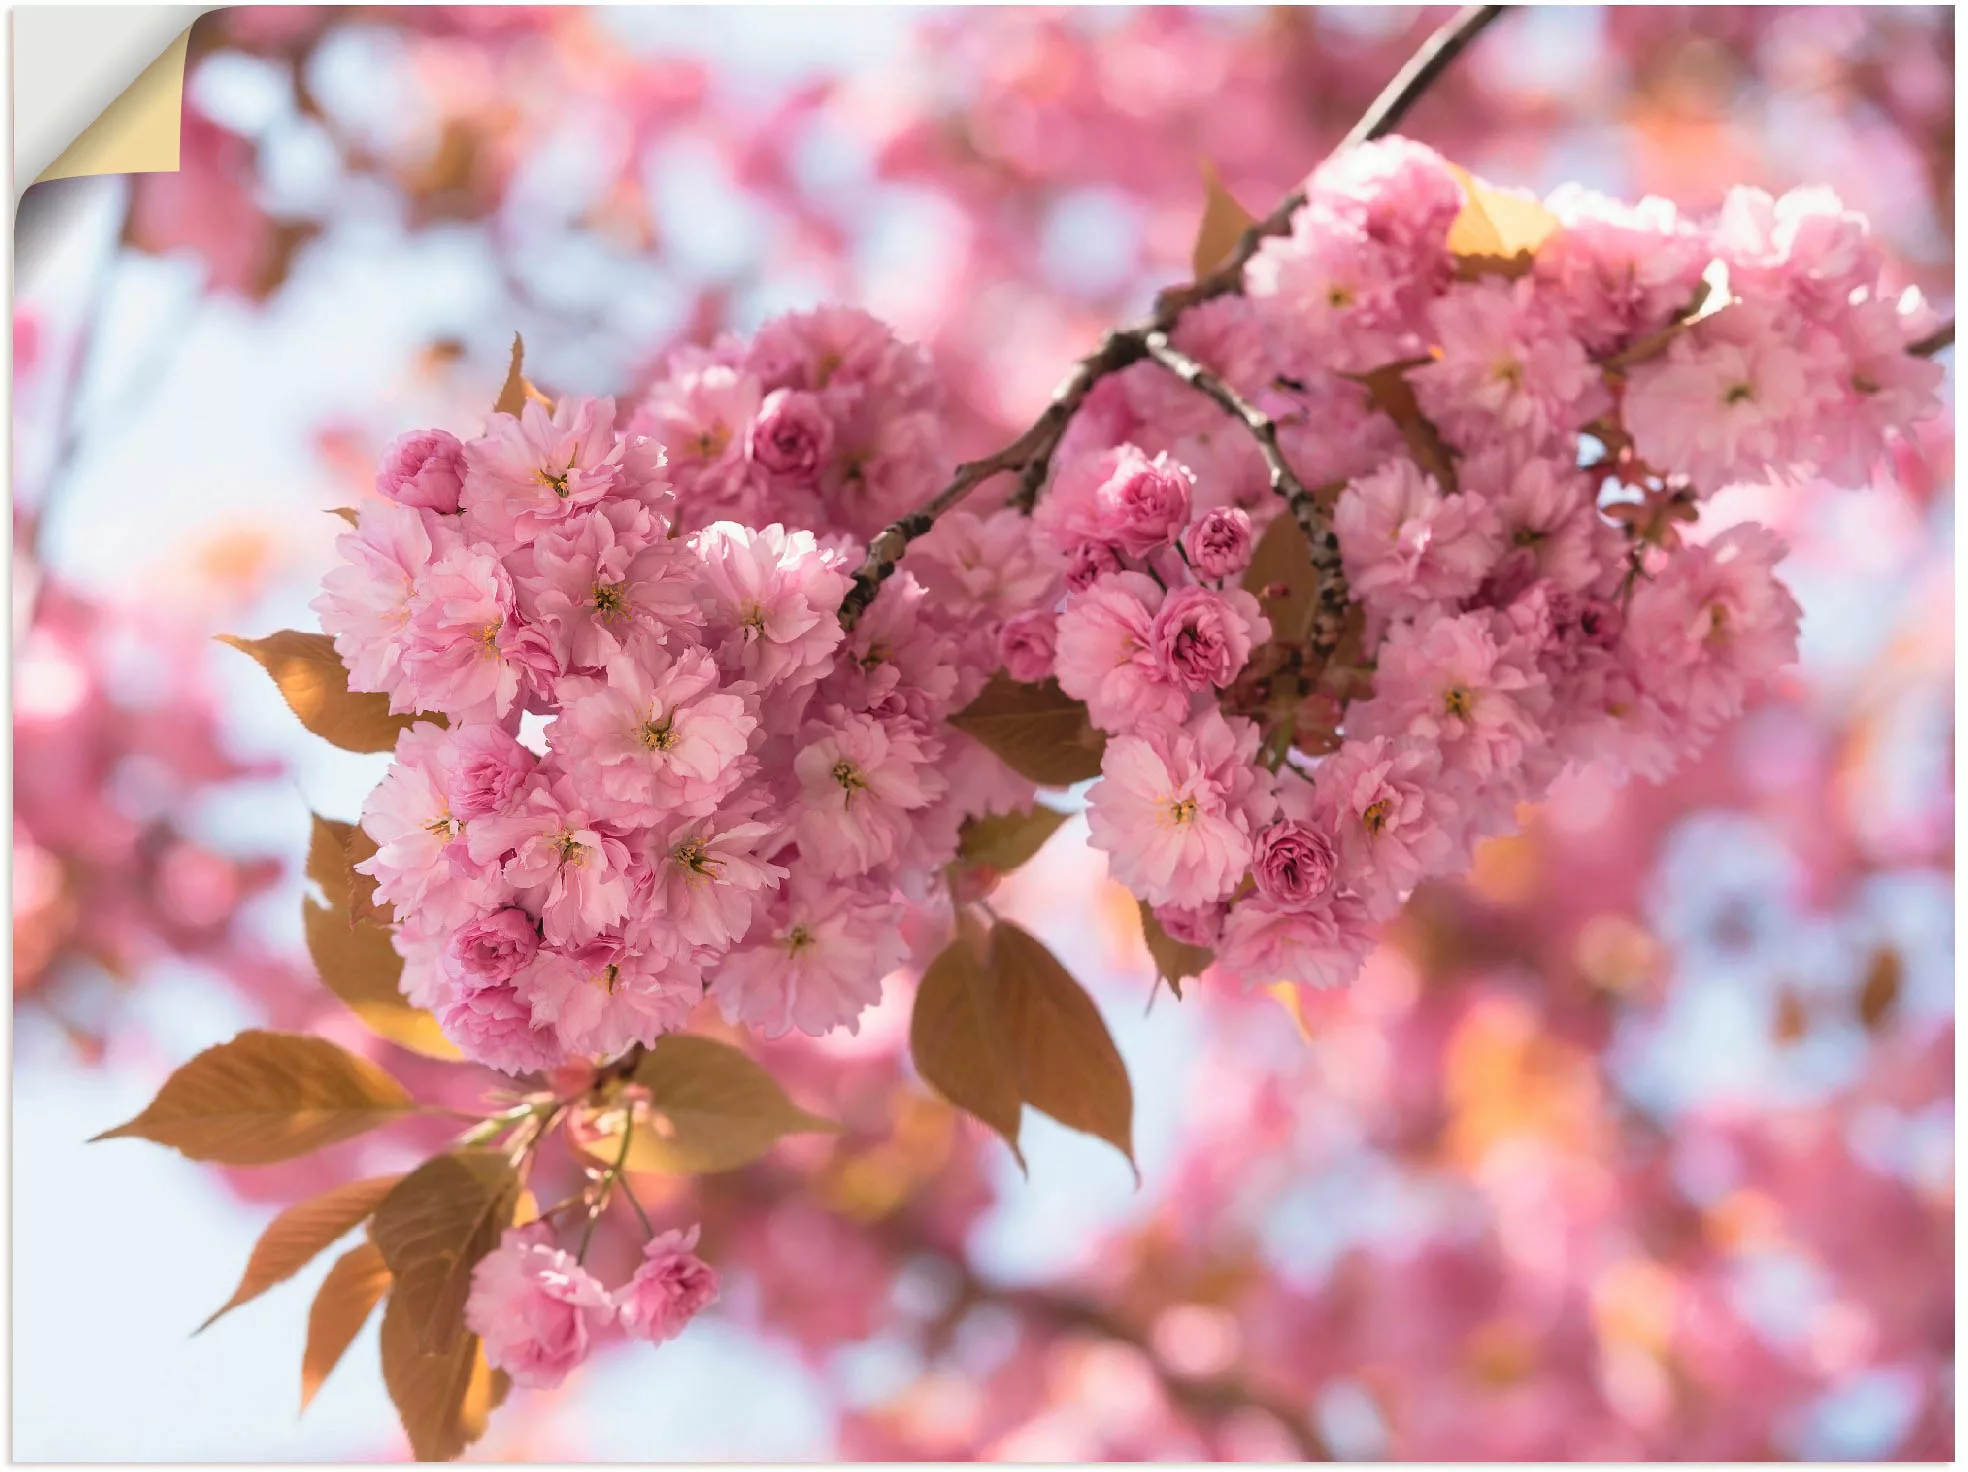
[1191, 158, 1258, 278]
[958, 804, 1070, 873]
[1138, 900, 1213, 1000]
[201, 1173, 404, 1332]
[217, 631, 439, 754]
[301, 1241, 392, 1412]
[1354, 363, 1458, 490]
[491, 332, 552, 419]
[327, 507, 360, 526]
[949, 674, 1106, 787]
[1857, 947, 1903, 1031]
[371, 1152, 520, 1354]
[1444, 162, 1560, 278]
[595, 1034, 839, 1174]
[989, 921, 1136, 1172]
[1241, 510, 1319, 648]
[378, 1291, 499, 1461]
[306, 814, 389, 926]
[303, 899, 461, 1061]
[93, 1030, 415, 1164]
[493, 332, 528, 418]
[1772, 985, 1810, 1045]
[909, 920, 1024, 1168]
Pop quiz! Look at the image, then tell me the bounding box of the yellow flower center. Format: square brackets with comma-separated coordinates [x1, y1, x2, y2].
[1165, 796, 1199, 827]
[552, 829, 589, 866]
[537, 465, 572, 498]
[832, 760, 868, 803]
[785, 924, 815, 955]
[1444, 685, 1473, 718]
[592, 581, 629, 621]
[1723, 381, 1755, 406]
[673, 836, 720, 878]
[1362, 798, 1392, 835]
[637, 715, 677, 752]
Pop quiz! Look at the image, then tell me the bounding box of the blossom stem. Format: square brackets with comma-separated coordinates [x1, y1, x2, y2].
[834, 5, 1512, 630]
[577, 1105, 639, 1262]
[1139, 331, 1352, 661]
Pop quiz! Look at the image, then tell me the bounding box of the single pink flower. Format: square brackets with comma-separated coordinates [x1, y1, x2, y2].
[1053, 571, 1186, 735]
[713, 877, 906, 1039]
[793, 710, 947, 879]
[1148, 585, 1270, 694]
[1181, 507, 1255, 581]
[616, 1226, 720, 1344]
[553, 649, 758, 824]
[464, 1224, 614, 1389]
[997, 610, 1059, 684]
[1085, 709, 1276, 908]
[376, 428, 466, 513]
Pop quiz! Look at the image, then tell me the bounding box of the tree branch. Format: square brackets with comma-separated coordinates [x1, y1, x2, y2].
[1911, 320, 1954, 358]
[834, 4, 1512, 628]
[1139, 332, 1349, 659]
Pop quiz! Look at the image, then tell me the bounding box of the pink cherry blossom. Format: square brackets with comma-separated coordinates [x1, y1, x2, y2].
[1148, 585, 1270, 695]
[518, 936, 701, 1058]
[461, 395, 635, 547]
[616, 1226, 721, 1344]
[640, 805, 788, 952]
[691, 521, 850, 695]
[313, 500, 458, 705]
[513, 500, 700, 672]
[553, 649, 758, 824]
[1334, 458, 1502, 621]
[713, 877, 907, 1039]
[1250, 819, 1338, 908]
[443, 723, 539, 821]
[1309, 735, 1459, 918]
[397, 543, 524, 722]
[998, 610, 1059, 684]
[465, 777, 636, 947]
[375, 427, 467, 513]
[1181, 507, 1255, 581]
[793, 710, 947, 879]
[1086, 709, 1277, 909]
[464, 1224, 615, 1389]
[1053, 571, 1187, 734]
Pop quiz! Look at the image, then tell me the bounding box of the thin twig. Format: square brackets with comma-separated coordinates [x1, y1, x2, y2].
[1139, 332, 1349, 658]
[1911, 320, 1955, 358]
[834, 5, 1512, 628]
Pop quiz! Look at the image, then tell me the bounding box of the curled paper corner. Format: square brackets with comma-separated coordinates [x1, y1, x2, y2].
[14, 5, 217, 198]
[34, 26, 194, 186]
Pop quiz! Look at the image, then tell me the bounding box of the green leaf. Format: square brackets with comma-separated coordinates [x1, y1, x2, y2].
[301, 1241, 391, 1412]
[605, 1034, 839, 1174]
[989, 921, 1136, 1173]
[201, 1173, 403, 1332]
[218, 631, 440, 754]
[909, 919, 1025, 1168]
[303, 899, 460, 1062]
[370, 1152, 519, 1354]
[949, 674, 1106, 787]
[957, 804, 1070, 873]
[93, 1030, 415, 1164]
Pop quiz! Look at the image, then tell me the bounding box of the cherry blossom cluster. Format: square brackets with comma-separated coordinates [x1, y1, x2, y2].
[315, 307, 1053, 1077]
[466, 1222, 717, 1388]
[1021, 137, 1942, 994]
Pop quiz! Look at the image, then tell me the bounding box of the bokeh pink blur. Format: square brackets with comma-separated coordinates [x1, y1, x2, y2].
[13, 6, 1953, 1460]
